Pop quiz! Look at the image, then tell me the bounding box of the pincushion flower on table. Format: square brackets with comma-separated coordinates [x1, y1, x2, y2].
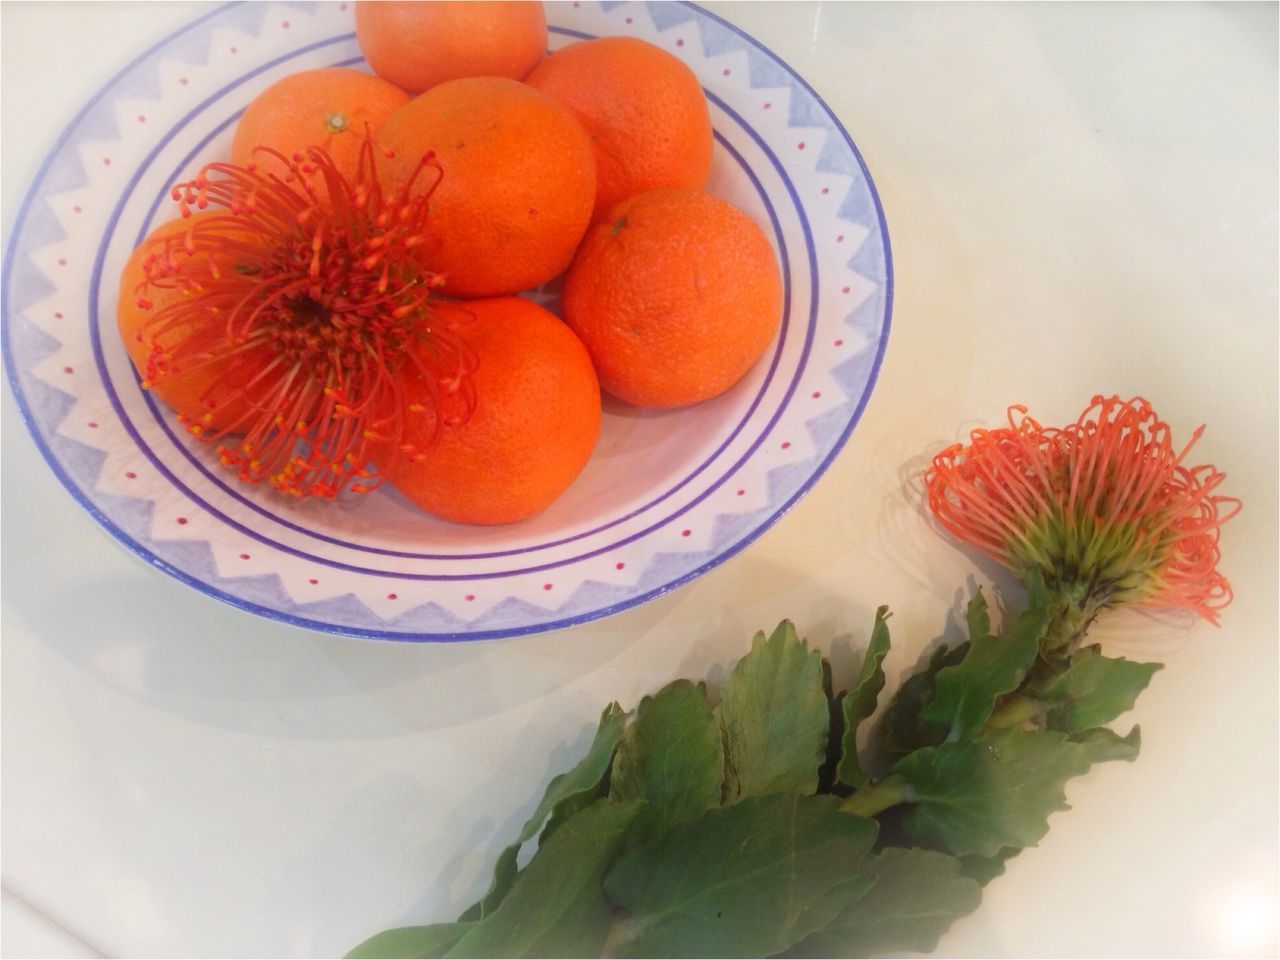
[925, 395, 1240, 654]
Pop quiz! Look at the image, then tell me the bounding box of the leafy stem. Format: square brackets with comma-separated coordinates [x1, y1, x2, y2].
[839, 774, 913, 818]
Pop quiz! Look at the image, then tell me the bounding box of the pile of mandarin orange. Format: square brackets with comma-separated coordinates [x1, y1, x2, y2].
[118, 1, 783, 524]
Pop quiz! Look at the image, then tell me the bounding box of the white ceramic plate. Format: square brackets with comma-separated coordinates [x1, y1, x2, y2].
[1, 1, 892, 641]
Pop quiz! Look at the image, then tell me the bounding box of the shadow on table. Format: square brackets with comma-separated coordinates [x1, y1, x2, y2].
[4, 544, 681, 739]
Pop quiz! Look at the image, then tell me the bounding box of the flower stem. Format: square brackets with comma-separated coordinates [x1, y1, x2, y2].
[839, 774, 914, 818]
[1042, 580, 1108, 654]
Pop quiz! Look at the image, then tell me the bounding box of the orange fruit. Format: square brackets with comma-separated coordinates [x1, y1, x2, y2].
[526, 37, 713, 220]
[379, 297, 601, 525]
[562, 188, 783, 409]
[379, 76, 596, 298]
[230, 67, 410, 182]
[355, 1, 547, 94]
[117, 213, 266, 430]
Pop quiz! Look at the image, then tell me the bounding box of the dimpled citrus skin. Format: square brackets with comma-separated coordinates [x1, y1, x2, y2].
[526, 36, 713, 221]
[116, 213, 265, 430]
[230, 68, 410, 182]
[380, 297, 602, 525]
[378, 77, 597, 298]
[563, 188, 784, 409]
[355, 1, 547, 94]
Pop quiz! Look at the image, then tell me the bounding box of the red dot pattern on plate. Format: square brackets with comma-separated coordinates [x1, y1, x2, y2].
[239, 553, 250, 560]
[625, 16, 633, 24]
[676, 38, 684, 46]
[125, 471, 137, 479]
[812, 390, 822, 398]
[137, 116, 146, 123]
[340, 3, 348, 9]
[63, 366, 72, 374]
[87, 422, 98, 429]
[57, 259, 66, 266]
[179, 77, 189, 85]
[681, 529, 691, 537]
[230, 46, 237, 54]
[821, 187, 829, 195]
[309, 578, 319, 585]
[102, 158, 111, 166]
[177, 517, 188, 525]
[837, 235, 844, 242]
[73, 206, 82, 213]
[615, 562, 625, 570]
[387, 593, 398, 600]
[282, 20, 290, 28]
[543, 583, 553, 591]
[842, 286, 850, 294]
[781, 441, 792, 450]
[54, 312, 63, 319]
[465, 594, 476, 601]
[797, 142, 805, 150]
[834, 339, 844, 347]
[723, 68, 731, 76]
[763, 102, 772, 109]
[737, 489, 745, 496]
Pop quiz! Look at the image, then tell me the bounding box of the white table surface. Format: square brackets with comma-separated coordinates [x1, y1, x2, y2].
[3, 2, 1277, 958]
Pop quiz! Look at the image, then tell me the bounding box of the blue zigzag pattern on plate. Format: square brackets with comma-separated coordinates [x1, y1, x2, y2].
[3, 0, 891, 641]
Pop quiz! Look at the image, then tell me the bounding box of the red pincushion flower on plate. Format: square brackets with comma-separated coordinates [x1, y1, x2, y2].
[129, 138, 474, 499]
[924, 395, 1241, 651]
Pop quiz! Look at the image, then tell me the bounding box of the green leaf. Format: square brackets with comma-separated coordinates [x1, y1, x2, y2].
[922, 584, 1048, 742]
[459, 702, 628, 921]
[836, 607, 892, 789]
[816, 660, 845, 795]
[347, 923, 472, 959]
[604, 794, 879, 958]
[965, 588, 990, 644]
[783, 847, 983, 958]
[957, 848, 1020, 886]
[610, 680, 724, 844]
[716, 621, 829, 800]
[1073, 725, 1141, 764]
[1033, 646, 1162, 733]
[446, 799, 642, 959]
[893, 727, 1092, 858]
[879, 642, 968, 757]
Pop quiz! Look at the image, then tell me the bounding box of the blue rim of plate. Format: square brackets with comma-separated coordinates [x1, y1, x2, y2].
[1, 0, 894, 642]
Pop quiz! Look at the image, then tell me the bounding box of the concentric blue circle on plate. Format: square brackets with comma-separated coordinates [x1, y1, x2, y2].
[2, 1, 892, 641]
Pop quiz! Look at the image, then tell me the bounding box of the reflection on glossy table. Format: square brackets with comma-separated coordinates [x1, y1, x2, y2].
[2, 3, 1277, 958]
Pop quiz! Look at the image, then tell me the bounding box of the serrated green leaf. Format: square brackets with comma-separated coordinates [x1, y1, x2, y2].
[836, 607, 892, 789]
[446, 799, 642, 959]
[957, 848, 1020, 886]
[347, 923, 472, 959]
[966, 589, 990, 645]
[1072, 725, 1141, 764]
[716, 621, 829, 800]
[922, 585, 1048, 742]
[1034, 647, 1162, 733]
[893, 727, 1092, 858]
[816, 660, 845, 795]
[879, 642, 967, 756]
[459, 702, 628, 921]
[605, 794, 878, 958]
[783, 847, 983, 958]
[610, 680, 723, 844]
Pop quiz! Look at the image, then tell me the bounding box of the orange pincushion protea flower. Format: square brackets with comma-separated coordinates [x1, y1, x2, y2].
[131, 139, 473, 499]
[924, 396, 1239, 649]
